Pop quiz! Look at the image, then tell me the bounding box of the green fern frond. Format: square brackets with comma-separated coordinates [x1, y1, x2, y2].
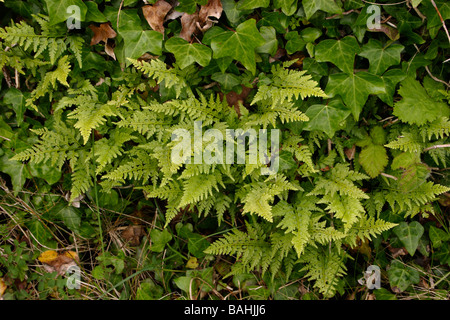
[345, 215, 397, 247]
[300, 246, 347, 298]
[251, 62, 328, 108]
[128, 58, 191, 98]
[26, 55, 71, 111]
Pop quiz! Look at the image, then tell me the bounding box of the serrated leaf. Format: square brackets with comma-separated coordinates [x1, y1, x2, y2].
[165, 37, 212, 69]
[358, 144, 388, 178]
[303, 99, 351, 138]
[359, 39, 404, 75]
[393, 221, 424, 256]
[315, 36, 360, 74]
[387, 260, 420, 292]
[393, 77, 450, 126]
[302, 0, 342, 20]
[325, 71, 386, 120]
[210, 19, 265, 74]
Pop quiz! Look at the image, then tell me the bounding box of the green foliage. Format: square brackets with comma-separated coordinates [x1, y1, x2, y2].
[1, 0, 449, 301]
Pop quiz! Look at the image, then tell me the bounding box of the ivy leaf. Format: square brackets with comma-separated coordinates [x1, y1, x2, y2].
[210, 19, 265, 75]
[50, 203, 81, 233]
[44, 0, 87, 26]
[150, 229, 173, 252]
[315, 36, 360, 74]
[3, 88, 28, 126]
[393, 221, 424, 256]
[120, 30, 163, 60]
[273, 0, 297, 16]
[325, 71, 386, 120]
[256, 26, 278, 56]
[303, 99, 351, 138]
[165, 37, 212, 69]
[379, 69, 406, 106]
[26, 218, 56, 248]
[358, 144, 388, 178]
[387, 260, 420, 292]
[0, 153, 31, 194]
[428, 225, 450, 249]
[359, 39, 404, 75]
[302, 0, 343, 20]
[237, 0, 270, 10]
[393, 77, 450, 126]
[211, 72, 241, 91]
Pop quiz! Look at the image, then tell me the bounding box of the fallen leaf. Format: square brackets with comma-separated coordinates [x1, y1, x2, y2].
[186, 256, 199, 269]
[38, 250, 58, 264]
[345, 145, 356, 160]
[180, 12, 199, 42]
[89, 23, 117, 46]
[105, 40, 116, 60]
[38, 250, 79, 275]
[142, 0, 172, 34]
[121, 225, 145, 246]
[219, 85, 254, 116]
[198, 0, 223, 31]
[0, 278, 6, 297]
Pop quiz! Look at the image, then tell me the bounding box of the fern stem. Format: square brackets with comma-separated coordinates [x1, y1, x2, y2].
[423, 144, 450, 152]
[91, 132, 105, 255]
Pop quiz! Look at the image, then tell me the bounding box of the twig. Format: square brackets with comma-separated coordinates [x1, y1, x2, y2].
[423, 144, 450, 152]
[361, 0, 407, 5]
[381, 173, 398, 180]
[425, 66, 450, 88]
[430, 0, 450, 46]
[326, 9, 357, 20]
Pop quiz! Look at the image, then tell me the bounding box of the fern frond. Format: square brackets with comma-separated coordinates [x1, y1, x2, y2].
[251, 62, 328, 108]
[385, 130, 424, 153]
[178, 171, 224, 207]
[94, 128, 134, 174]
[26, 55, 71, 111]
[241, 175, 299, 222]
[128, 58, 191, 98]
[300, 246, 347, 298]
[68, 100, 117, 144]
[345, 215, 397, 247]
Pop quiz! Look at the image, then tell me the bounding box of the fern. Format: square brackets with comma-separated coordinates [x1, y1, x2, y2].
[26, 55, 71, 111]
[299, 246, 348, 298]
[127, 58, 191, 98]
[251, 60, 328, 108]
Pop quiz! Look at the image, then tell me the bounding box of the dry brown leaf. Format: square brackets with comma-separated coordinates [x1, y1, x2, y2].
[89, 23, 117, 46]
[345, 145, 356, 160]
[0, 278, 6, 297]
[198, 0, 223, 31]
[38, 250, 79, 275]
[121, 225, 145, 246]
[142, 0, 172, 34]
[180, 12, 199, 42]
[105, 40, 116, 60]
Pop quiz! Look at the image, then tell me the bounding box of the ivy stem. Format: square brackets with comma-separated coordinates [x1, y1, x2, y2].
[423, 144, 450, 152]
